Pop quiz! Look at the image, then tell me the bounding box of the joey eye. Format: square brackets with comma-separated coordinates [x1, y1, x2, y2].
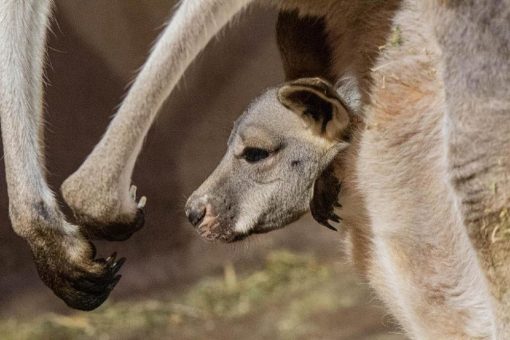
[242, 147, 270, 163]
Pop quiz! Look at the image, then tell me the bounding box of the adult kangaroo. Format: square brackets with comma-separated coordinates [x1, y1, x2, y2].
[187, 0, 510, 338]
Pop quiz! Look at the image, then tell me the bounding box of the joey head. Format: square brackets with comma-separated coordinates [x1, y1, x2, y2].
[185, 78, 356, 242]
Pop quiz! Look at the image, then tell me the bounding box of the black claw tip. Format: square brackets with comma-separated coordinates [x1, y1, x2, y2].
[323, 222, 338, 232]
[111, 257, 126, 275]
[330, 215, 341, 223]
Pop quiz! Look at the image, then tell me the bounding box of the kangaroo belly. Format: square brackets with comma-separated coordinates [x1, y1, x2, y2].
[352, 2, 496, 337]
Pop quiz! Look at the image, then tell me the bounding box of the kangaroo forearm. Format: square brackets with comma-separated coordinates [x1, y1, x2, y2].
[0, 0, 55, 228]
[59, 0, 257, 234]
[77, 0, 256, 180]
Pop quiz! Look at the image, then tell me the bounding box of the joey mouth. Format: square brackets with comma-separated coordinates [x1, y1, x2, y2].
[189, 199, 289, 243]
[195, 222, 245, 243]
[195, 214, 277, 243]
[195, 212, 226, 242]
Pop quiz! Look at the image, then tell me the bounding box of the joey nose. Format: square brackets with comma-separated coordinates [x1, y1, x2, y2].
[186, 203, 206, 227]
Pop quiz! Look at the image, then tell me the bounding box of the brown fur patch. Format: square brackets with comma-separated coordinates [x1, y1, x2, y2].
[277, 10, 334, 81]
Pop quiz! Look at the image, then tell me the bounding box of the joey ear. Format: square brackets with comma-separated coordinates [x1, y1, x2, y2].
[277, 77, 351, 140]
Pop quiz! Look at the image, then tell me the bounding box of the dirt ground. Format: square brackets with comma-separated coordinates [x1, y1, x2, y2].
[0, 2, 405, 339]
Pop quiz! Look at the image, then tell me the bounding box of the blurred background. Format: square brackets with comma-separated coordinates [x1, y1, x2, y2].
[0, 1, 403, 339]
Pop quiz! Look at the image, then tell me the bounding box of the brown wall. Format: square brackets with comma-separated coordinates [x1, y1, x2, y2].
[0, 1, 339, 315]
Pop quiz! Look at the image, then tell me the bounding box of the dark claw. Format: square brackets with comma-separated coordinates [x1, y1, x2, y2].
[330, 214, 341, 223]
[324, 222, 338, 232]
[62, 258, 125, 310]
[109, 275, 122, 290]
[71, 276, 111, 295]
[106, 252, 118, 265]
[95, 252, 118, 266]
[110, 257, 126, 276]
[27, 225, 128, 311]
[69, 255, 126, 296]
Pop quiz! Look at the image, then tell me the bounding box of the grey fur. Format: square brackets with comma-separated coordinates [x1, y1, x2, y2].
[186, 79, 350, 241]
